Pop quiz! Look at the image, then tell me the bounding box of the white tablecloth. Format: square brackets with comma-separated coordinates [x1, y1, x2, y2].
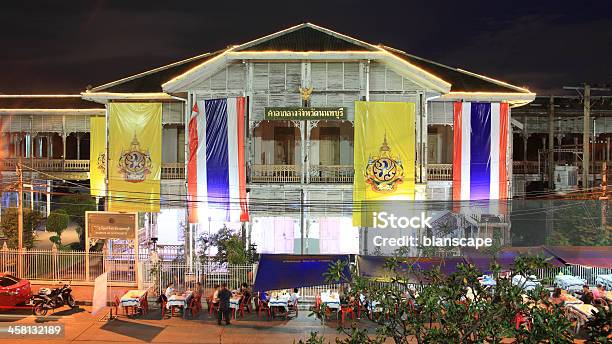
[268, 295, 290, 312]
[168, 292, 191, 308]
[555, 275, 586, 291]
[320, 292, 340, 309]
[120, 289, 147, 307]
[512, 275, 540, 291]
[568, 303, 599, 319]
[595, 275, 612, 290]
[479, 276, 497, 287]
[229, 296, 241, 310]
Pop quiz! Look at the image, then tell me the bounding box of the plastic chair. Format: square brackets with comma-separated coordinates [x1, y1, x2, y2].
[356, 300, 368, 319]
[340, 304, 355, 325]
[315, 294, 322, 308]
[160, 300, 168, 319]
[209, 301, 219, 316]
[287, 299, 299, 319]
[258, 299, 271, 320]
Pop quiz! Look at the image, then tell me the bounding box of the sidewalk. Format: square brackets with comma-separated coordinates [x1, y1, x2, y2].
[32, 283, 132, 306]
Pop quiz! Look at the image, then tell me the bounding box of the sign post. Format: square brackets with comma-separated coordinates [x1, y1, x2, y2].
[85, 211, 139, 283]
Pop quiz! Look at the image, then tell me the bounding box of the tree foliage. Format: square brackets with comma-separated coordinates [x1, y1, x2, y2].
[0, 208, 42, 249]
[55, 194, 97, 250]
[312, 252, 575, 344]
[196, 225, 249, 265]
[46, 209, 69, 245]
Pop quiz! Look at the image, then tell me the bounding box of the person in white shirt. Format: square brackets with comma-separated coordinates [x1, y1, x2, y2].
[165, 283, 175, 298]
[289, 288, 299, 304]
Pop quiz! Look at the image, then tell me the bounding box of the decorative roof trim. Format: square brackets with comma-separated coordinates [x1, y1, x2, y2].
[0, 109, 104, 115]
[89, 51, 218, 92]
[438, 92, 536, 108]
[162, 52, 232, 93]
[233, 22, 379, 52]
[0, 94, 83, 98]
[81, 92, 182, 104]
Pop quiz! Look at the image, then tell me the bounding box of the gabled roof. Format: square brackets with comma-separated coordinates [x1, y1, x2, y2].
[382, 46, 530, 94]
[89, 50, 224, 93]
[235, 23, 376, 52]
[0, 95, 103, 111]
[87, 22, 534, 104]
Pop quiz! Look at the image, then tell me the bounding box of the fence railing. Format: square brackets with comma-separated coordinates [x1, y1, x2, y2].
[141, 261, 255, 296]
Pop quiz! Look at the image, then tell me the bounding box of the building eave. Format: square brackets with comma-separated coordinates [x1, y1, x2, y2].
[81, 92, 184, 104]
[438, 92, 536, 108]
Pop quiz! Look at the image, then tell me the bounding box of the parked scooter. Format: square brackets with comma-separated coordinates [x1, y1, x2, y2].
[30, 283, 76, 315]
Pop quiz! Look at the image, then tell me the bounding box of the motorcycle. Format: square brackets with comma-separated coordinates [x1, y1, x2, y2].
[30, 283, 76, 316]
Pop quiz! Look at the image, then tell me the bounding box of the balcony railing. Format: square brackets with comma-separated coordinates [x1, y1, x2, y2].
[250, 164, 301, 183]
[0, 159, 185, 179]
[513, 160, 612, 176]
[161, 162, 185, 179]
[1, 158, 90, 172]
[250, 164, 456, 183]
[309, 165, 354, 183]
[428, 164, 452, 181]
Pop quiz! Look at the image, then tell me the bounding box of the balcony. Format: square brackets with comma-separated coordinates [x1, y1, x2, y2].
[427, 164, 452, 181]
[249, 164, 301, 183]
[0, 159, 185, 180]
[249, 164, 456, 183]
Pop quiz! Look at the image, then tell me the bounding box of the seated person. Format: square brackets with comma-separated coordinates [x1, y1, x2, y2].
[289, 288, 299, 305]
[578, 284, 590, 296]
[240, 283, 252, 301]
[593, 284, 605, 299]
[194, 282, 204, 298]
[581, 291, 595, 305]
[164, 282, 175, 309]
[164, 282, 175, 299]
[550, 287, 567, 306]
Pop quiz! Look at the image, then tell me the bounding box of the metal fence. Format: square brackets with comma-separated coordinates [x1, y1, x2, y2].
[0, 249, 145, 285]
[141, 261, 255, 296]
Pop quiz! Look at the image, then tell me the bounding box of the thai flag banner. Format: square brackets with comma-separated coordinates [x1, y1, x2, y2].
[187, 97, 249, 224]
[452, 102, 509, 201]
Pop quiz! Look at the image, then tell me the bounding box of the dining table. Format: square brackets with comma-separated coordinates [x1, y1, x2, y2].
[168, 291, 193, 317]
[119, 289, 149, 316]
[268, 293, 291, 313]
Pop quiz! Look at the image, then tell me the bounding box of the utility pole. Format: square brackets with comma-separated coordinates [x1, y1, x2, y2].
[548, 96, 555, 189]
[564, 84, 610, 191]
[16, 160, 23, 277]
[584, 85, 591, 191]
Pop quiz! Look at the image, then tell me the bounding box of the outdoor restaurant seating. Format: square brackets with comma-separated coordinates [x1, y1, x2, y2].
[258, 298, 271, 319]
[119, 289, 149, 317]
[339, 302, 355, 325]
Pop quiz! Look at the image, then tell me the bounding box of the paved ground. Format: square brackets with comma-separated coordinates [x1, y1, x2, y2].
[0, 304, 373, 344]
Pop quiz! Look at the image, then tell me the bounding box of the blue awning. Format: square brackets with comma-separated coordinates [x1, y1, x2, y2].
[252, 254, 351, 292]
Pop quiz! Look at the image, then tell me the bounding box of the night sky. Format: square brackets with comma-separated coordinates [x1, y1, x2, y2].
[1, 1, 611, 95]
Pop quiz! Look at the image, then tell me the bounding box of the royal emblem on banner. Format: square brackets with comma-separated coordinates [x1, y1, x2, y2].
[364, 134, 404, 192]
[97, 152, 105, 174]
[118, 133, 152, 183]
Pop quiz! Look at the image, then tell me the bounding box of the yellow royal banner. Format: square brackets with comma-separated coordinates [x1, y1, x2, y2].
[90, 116, 106, 197]
[108, 103, 162, 212]
[353, 101, 416, 226]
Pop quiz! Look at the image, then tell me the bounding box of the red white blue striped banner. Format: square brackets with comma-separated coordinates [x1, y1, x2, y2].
[188, 97, 248, 223]
[453, 102, 509, 200]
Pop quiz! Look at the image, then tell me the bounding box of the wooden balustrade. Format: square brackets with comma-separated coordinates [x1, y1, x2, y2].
[0, 159, 185, 179]
[249, 164, 301, 183]
[427, 164, 453, 181]
[309, 165, 354, 183]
